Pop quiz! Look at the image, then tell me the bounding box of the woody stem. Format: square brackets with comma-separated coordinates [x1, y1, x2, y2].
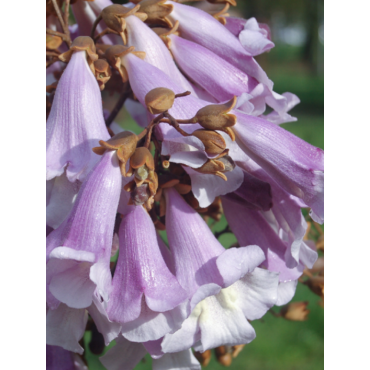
[105, 82, 131, 127]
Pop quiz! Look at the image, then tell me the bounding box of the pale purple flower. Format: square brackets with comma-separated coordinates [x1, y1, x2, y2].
[233, 111, 324, 223]
[238, 18, 275, 56]
[107, 205, 188, 342]
[46, 345, 75, 370]
[125, 14, 197, 95]
[46, 49, 110, 182]
[46, 171, 81, 229]
[46, 151, 122, 309]
[160, 188, 279, 353]
[46, 304, 88, 354]
[167, 1, 272, 88]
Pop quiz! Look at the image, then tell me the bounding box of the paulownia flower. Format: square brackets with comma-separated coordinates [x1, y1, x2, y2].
[46, 37, 110, 182]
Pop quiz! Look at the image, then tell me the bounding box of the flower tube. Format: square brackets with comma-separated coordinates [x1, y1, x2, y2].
[161, 188, 279, 353]
[167, 1, 272, 88]
[107, 205, 188, 342]
[46, 37, 110, 182]
[233, 111, 324, 223]
[46, 150, 122, 309]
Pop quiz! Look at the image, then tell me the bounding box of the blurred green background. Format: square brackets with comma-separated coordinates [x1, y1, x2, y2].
[86, 1, 324, 369]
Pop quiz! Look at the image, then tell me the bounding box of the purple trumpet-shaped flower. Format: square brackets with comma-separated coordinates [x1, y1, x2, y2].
[166, 34, 298, 123]
[46, 49, 110, 182]
[167, 1, 271, 88]
[46, 150, 122, 309]
[233, 111, 324, 223]
[46, 304, 88, 354]
[222, 197, 304, 283]
[107, 205, 188, 342]
[160, 188, 279, 353]
[125, 14, 197, 95]
[237, 159, 318, 270]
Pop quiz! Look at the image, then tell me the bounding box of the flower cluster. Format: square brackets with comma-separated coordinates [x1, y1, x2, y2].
[46, 0, 324, 369]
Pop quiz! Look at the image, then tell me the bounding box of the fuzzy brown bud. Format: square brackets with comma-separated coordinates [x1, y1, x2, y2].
[215, 346, 232, 366]
[194, 350, 211, 367]
[195, 97, 237, 141]
[193, 154, 234, 181]
[46, 34, 63, 50]
[104, 45, 146, 82]
[101, 4, 147, 44]
[192, 129, 227, 156]
[93, 59, 112, 90]
[280, 301, 310, 321]
[92, 131, 138, 176]
[145, 87, 176, 114]
[135, 0, 174, 27]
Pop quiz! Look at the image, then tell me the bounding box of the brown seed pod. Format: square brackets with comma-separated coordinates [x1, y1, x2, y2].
[195, 97, 237, 141]
[192, 129, 227, 156]
[145, 87, 176, 114]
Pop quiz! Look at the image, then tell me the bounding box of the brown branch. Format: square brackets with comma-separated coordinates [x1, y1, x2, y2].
[105, 83, 131, 127]
[52, 0, 71, 46]
[46, 51, 61, 57]
[64, 0, 71, 40]
[46, 28, 66, 39]
[91, 14, 103, 39]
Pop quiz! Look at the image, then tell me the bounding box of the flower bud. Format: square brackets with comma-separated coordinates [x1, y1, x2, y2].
[145, 87, 175, 114]
[93, 59, 112, 91]
[92, 131, 138, 176]
[135, 0, 174, 28]
[192, 129, 227, 156]
[101, 4, 147, 44]
[104, 45, 146, 82]
[280, 301, 310, 321]
[194, 350, 211, 367]
[193, 154, 235, 181]
[195, 96, 237, 141]
[46, 34, 62, 50]
[215, 346, 232, 366]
